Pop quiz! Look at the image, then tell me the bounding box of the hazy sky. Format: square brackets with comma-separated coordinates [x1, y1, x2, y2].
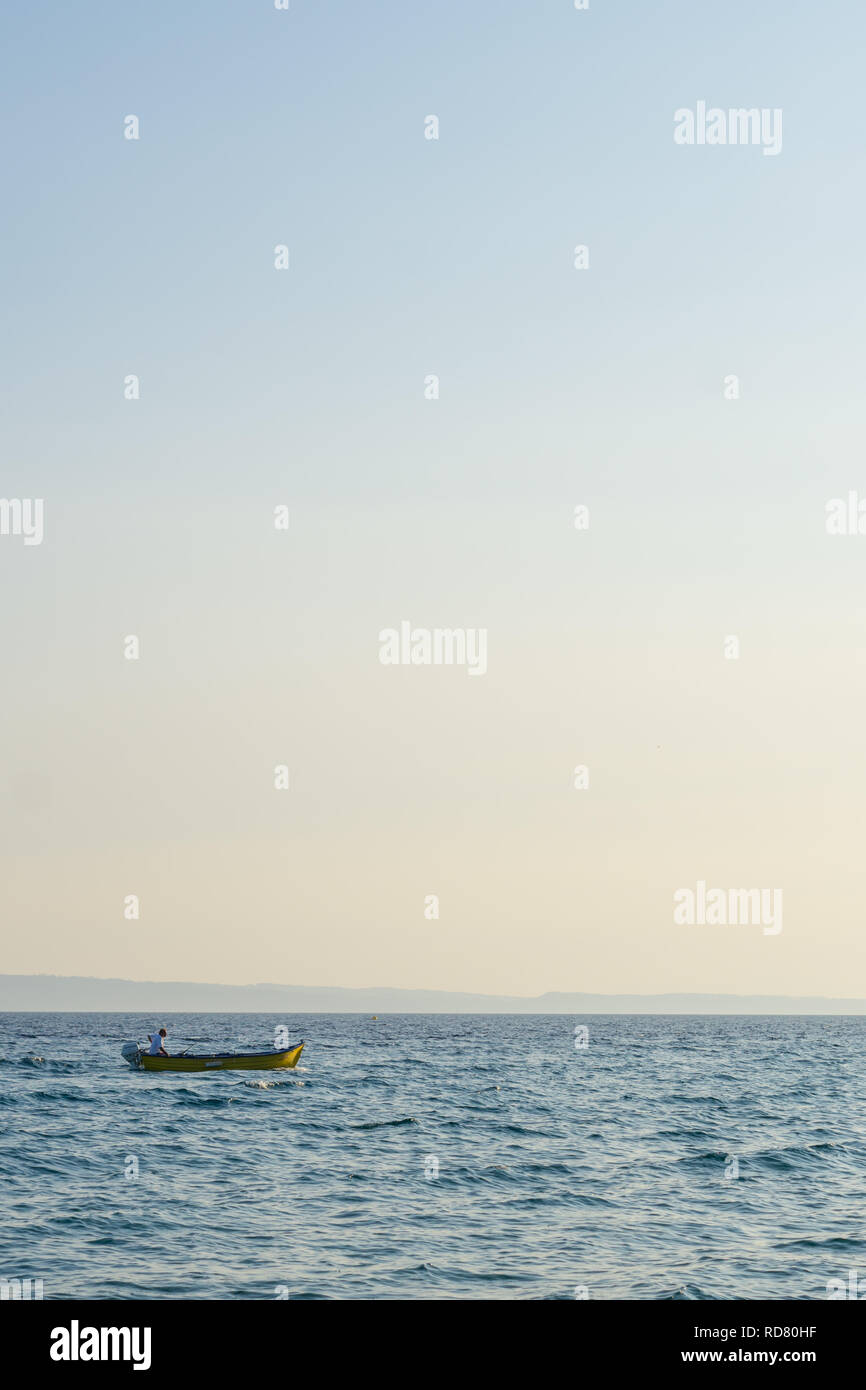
[2, 1, 864, 997]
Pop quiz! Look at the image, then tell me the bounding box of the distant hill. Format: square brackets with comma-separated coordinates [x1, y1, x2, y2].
[0, 974, 865, 1014]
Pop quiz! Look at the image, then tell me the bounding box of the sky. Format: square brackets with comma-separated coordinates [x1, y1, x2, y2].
[1, 0, 865, 998]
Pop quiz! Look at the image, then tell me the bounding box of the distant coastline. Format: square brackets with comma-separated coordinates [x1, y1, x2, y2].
[1, 974, 865, 1014]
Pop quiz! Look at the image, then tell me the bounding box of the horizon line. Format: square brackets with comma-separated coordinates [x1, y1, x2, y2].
[2, 972, 865, 1005]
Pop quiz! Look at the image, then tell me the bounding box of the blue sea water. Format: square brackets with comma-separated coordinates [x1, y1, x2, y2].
[1, 1013, 865, 1301]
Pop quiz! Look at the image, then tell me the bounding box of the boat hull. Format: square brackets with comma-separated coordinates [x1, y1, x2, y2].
[139, 1043, 304, 1073]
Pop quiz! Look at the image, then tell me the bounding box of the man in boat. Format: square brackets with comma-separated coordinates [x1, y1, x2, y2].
[147, 1028, 169, 1057]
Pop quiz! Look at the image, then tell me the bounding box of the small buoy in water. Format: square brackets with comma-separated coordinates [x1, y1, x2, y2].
[372, 1015, 378, 1021]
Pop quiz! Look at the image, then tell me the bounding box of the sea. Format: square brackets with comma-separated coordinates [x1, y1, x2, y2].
[1, 1012, 864, 1301]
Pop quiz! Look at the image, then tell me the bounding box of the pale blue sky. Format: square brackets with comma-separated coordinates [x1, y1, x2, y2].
[2, 2, 865, 996]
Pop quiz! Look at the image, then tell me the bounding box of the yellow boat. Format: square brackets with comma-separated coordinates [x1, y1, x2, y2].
[122, 1041, 304, 1073]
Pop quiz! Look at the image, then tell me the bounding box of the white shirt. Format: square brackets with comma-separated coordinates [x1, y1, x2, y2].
[147, 1032, 165, 1055]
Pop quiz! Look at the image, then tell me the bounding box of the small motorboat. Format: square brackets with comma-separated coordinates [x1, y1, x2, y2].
[121, 1041, 304, 1073]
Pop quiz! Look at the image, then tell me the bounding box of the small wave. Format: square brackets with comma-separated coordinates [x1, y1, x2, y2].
[657, 1284, 721, 1301]
[751, 1141, 848, 1170]
[350, 1117, 418, 1130]
[657, 1128, 715, 1140]
[667, 1094, 728, 1108]
[172, 1092, 238, 1108]
[774, 1235, 866, 1251]
[501, 1122, 565, 1139]
[28, 1089, 100, 1104]
[238, 1077, 303, 1090]
[0, 1056, 80, 1074]
[677, 1150, 732, 1167]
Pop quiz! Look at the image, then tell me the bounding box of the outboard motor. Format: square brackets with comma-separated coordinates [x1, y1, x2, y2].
[121, 1041, 142, 1068]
